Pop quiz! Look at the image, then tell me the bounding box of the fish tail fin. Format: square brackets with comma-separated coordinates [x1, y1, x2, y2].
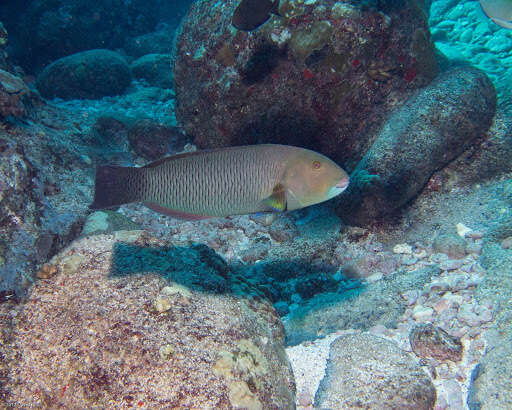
[90, 165, 144, 210]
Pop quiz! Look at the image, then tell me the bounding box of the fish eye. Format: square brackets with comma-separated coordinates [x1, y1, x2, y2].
[312, 160, 321, 170]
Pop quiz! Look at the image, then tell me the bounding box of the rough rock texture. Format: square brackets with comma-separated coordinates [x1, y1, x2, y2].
[0, 0, 193, 72]
[409, 323, 463, 362]
[284, 265, 441, 345]
[36, 49, 132, 100]
[174, 0, 438, 165]
[0, 232, 295, 409]
[126, 119, 188, 161]
[339, 67, 496, 225]
[81, 211, 141, 236]
[315, 332, 436, 409]
[468, 217, 512, 409]
[131, 54, 174, 89]
[0, 69, 31, 118]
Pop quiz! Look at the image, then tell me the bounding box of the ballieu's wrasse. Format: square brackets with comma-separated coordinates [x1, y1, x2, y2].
[232, 0, 281, 31]
[480, 0, 512, 29]
[90, 144, 349, 219]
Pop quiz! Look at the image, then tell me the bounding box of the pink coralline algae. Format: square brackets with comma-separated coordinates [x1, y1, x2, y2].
[174, 0, 439, 166]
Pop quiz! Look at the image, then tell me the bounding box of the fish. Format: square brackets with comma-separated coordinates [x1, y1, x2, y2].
[480, 0, 512, 29]
[232, 0, 281, 31]
[90, 144, 349, 219]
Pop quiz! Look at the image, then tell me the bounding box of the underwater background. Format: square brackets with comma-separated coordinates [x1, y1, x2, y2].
[0, 0, 511, 408]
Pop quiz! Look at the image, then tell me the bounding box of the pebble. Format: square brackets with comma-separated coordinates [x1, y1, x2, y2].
[413, 305, 434, 322]
[402, 290, 419, 306]
[501, 236, 512, 249]
[393, 243, 413, 254]
[153, 296, 172, 313]
[409, 324, 463, 362]
[456, 223, 472, 238]
[439, 259, 464, 271]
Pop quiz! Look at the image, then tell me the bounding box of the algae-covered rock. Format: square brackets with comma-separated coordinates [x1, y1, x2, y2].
[315, 332, 436, 409]
[339, 67, 496, 225]
[130, 54, 174, 89]
[0, 232, 295, 408]
[36, 49, 132, 100]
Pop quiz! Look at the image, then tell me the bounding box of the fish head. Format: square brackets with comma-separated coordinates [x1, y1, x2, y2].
[283, 150, 349, 210]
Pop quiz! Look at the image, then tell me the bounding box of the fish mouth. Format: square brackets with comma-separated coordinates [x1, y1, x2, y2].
[335, 176, 350, 190]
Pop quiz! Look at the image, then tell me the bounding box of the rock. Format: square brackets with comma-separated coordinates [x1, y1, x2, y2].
[315, 333, 436, 409]
[131, 54, 174, 88]
[0, 69, 31, 118]
[268, 217, 299, 242]
[36, 49, 132, 100]
[284, 265, 441, 345]
[470, 218, 512, 408]
[174, 0, 438, 166]
[127, 119, 188, 160]
[409, 324, 463, 362]
[0, 233, 295, 408]
[433, 233, 468, 259]
[340, 67, 496, 225]
[81, 211, 141, 236]
[124, 29, 175, 58]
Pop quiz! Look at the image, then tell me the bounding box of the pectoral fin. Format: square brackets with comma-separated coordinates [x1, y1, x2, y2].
[262, 183, 287, 212]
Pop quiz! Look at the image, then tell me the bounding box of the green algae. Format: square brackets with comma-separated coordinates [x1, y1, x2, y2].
[290, 20, 333, 63]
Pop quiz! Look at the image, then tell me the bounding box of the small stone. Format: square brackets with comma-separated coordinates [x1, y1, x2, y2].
[433, 298, 452, 314]
[402, 290, 419, 306]
[161, 284, 192, 298]
[457, 305, 481, 327]
[159, 344, 175, 360]
[393, 243, 413, 254]
[456, 223, 472, 238]
[60, 254, 85, 275]
[153, 296, 172, 313]
[412, 305, 434, 322]
[474, 305, 493, 323]
[36, 263, 58, 279]
[443, 379, 464, 409]
[433, 233, 467, 259]
[402, 255, 418, 265]
[439, 259, 464, 271]
[465, 231, 484, 240]
[501, 236, 512, 249]
[409, 324, 463, 362]
[465, 242, 482, 255]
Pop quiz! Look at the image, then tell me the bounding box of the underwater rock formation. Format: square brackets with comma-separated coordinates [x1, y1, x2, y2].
[468, 216, 512, 409]
[0, 69, 31, 118]
[340, 67, 496, 225]
[315, 332, 436, 409]
[130, 54, 174, 89]
[174, 0, 438, 165]
[0, 231, 296, 408]
[36, 49, 132, 100]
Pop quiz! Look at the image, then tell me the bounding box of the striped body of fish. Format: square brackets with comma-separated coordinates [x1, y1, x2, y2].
[90, 144, 349, 219]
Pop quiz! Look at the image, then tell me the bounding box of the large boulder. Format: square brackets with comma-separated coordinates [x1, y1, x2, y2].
[339, 67, 496, 225]
[174, 0, 438, 165]
[315, 332, 436, 409]
[131, 54, 174, 89]
[36, 49, 132, 100]
[0, 231, 296, 408]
